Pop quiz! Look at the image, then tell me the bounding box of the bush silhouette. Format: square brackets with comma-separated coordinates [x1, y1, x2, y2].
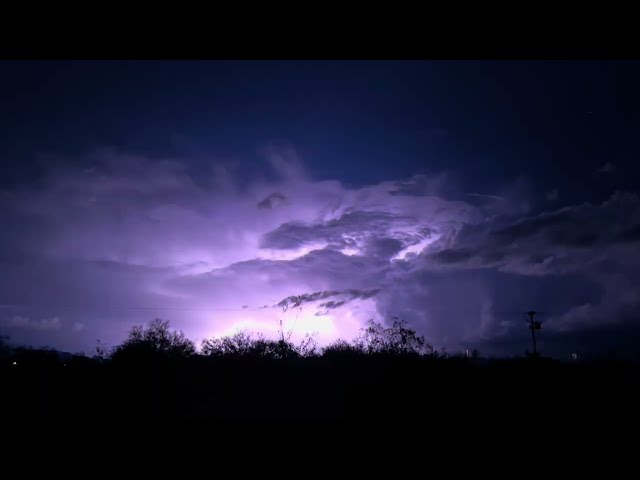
[201, 330, 319, 359]
[111, 318, 195, 365]
[322, 339, 366, 357]
[201, 331, 256, 357]
[355, 318, 431, 355]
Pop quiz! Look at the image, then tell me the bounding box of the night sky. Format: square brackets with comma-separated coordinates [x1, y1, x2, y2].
[1, 60, 640, 359]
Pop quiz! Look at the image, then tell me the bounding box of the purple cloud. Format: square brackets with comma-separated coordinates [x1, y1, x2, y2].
[1, 147, 639, 356]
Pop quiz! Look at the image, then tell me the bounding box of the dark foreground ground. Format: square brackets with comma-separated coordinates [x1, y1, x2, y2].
[2, 353, 639, 429]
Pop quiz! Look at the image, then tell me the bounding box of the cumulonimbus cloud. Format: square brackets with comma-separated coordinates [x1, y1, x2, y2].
[1, 146, 639, 356]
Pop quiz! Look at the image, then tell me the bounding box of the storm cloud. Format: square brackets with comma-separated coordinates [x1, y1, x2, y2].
[1, 147, 639, 356]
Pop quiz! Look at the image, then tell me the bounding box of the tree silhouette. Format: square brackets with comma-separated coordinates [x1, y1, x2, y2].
[201, 330, 255, 357]
[111, 319, 195, 364]
[201, 330, 319, 359]
[355, 318, 431, 355]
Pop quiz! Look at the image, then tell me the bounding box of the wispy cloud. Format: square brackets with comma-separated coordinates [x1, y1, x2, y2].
[597, 162, 615, 174]
[72, 322, 87, 332]
[466, 193, 506, 202]
[277, 288, 380, 311]
[1, 316, 62, 331]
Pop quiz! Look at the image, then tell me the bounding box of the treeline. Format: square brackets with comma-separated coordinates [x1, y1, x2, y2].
[109, 317, 454, 363]
[2, 320, 639, 426]
[2, 317, 464, 367]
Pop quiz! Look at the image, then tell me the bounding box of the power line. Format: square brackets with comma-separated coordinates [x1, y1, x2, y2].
[0, 303, 278, 312]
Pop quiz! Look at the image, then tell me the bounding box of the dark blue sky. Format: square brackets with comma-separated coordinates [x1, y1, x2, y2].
[2, 61, 638, 202]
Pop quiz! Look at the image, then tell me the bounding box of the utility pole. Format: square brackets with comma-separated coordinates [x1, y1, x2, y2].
[526, 310, 542, 357]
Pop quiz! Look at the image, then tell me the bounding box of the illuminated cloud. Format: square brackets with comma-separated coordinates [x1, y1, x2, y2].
[1, 147, 639, 355]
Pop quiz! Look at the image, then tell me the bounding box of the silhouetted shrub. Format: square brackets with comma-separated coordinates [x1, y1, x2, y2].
[355, 318, 431, 355]
[201, 331, 319, 359]
[322, 339, 366, 357]
[94, 339, 109, 360]
[296, 333, 319, 357]
[201, 331, 255, 357]
[201, 333, 297, 359]
[255, 338, 300, 359]
[111, 319, 195, 365]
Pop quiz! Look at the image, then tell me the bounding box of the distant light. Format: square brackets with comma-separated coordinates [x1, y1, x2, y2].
[572, 353, 578, 360]
[12, 361, 17, 366]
